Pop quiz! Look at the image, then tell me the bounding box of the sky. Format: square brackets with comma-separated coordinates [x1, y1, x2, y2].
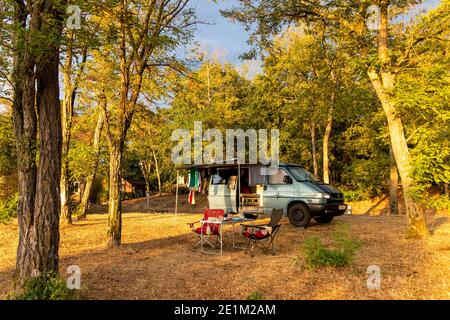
[186, 0, 441, 78]
[187, 0, 262, 78]
[190, 0, 252, 64]
[0, 0, 443, 113]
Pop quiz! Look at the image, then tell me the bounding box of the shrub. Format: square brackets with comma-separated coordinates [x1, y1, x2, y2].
[300, 224, 361, 269]
[341, 188, 368, 202]
[10, 271, 80, 300]
[246, 291, 263, 300]
[0, 193, 18, 224]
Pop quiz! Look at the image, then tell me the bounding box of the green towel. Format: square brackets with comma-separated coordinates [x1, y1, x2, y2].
[189, 168, 199, 189]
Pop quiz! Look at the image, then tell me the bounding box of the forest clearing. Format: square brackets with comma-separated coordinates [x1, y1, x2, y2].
[0, 195, 449, 300]
[0, 0, 449, 306]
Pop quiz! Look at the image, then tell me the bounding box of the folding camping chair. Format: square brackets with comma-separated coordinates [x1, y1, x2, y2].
[188, 209, 224, 249]
[241, 209, 283, 255]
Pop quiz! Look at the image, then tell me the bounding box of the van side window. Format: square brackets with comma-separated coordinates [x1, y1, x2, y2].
[268, 169, 289, 185]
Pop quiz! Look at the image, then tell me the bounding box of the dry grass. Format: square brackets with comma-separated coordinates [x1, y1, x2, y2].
[0, 196, 449, 300]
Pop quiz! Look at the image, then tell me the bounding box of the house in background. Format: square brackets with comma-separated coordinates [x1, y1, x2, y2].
[121, 178, 147, 199]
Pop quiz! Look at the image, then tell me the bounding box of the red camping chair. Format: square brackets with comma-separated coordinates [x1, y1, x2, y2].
[241, 209, 283, 255]
[188, 209, 224, 249]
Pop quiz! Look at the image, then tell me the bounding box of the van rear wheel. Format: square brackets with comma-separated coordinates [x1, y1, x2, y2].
[288, 203, 311, 227]
[314, 216, 334, 224]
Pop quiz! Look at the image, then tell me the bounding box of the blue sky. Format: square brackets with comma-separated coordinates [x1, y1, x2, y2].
[187, 0, 441, 77]
[190, 0, 252, 64]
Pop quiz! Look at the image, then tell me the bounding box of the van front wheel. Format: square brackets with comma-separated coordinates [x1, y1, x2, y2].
[288, 203, 311, 227]
[314, 216, 334, 224]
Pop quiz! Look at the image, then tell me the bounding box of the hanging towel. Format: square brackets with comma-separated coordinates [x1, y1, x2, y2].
[189, 168, 199, 189]
[188, 190, 196, 205]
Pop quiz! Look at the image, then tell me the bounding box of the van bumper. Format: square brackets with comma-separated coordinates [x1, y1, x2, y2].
[307, 203, 347, 217]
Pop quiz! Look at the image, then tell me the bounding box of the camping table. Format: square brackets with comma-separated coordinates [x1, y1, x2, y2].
[200, 217, 250, 255]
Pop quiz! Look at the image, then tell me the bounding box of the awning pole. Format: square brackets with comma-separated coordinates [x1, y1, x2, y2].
[238, 162, 241, 214]
[175, 170, 179, 215]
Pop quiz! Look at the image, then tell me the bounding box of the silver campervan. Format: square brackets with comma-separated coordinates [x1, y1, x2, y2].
[206, 163, 347, 227]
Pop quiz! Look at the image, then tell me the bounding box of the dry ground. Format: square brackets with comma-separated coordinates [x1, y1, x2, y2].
[0, 195, 449, 300]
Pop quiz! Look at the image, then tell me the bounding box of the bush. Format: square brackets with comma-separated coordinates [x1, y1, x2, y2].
[299, 224, 361, 269]
[246, 291, 263, 300]
[341, 188, 368, 202]
[0, 193, 18, 224]
[10, 271, 80, 300]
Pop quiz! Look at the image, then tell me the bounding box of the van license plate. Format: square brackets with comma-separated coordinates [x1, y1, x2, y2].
[339, 205, 347, 210]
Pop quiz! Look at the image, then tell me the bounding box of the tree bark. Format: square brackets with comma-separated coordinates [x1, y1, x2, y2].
[12, 0, 64, 283]
[444, 183, 449, 199]
[107, 143, 123, 247]
[310, 121, 319, 177]
[389, 145, 399, 215]
[12, 0, 38, 283]
[322, 91, 334, 184]
[33, 48, 62, 276]
[77, 110, 104, 220]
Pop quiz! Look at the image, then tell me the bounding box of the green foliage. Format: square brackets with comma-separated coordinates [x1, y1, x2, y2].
[246, 291, 263, 300]
[10, 272, 79, 300]
[299, 224, 361, 269]
[341, 188, 368, 202]
[0, 112, 16, 176]
[0, 193, 18, 224]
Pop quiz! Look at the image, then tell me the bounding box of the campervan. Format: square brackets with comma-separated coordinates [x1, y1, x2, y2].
[183, 163, 347, 228]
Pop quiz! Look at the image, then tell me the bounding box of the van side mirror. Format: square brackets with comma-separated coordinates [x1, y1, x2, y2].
[283, 176, 293, 184]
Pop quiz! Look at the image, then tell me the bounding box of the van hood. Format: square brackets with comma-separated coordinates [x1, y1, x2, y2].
[304, 181, 343, 198]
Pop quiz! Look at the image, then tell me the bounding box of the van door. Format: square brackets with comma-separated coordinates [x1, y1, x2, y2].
[208, 177, 237, 213]
[264, 168, 295, 213]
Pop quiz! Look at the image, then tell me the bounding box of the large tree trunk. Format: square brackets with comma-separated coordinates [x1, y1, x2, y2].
[310, 122, 319, 177]
[107, 143, 123, 247]
[12, 5, 38, 281]
[367, 3, 428, 237]
[368, 70, 428, 237]
[322, 91, 334, 184]
[13, 0, 63, 283]
[32, 48, 62, 275]
[78, 110, 105, 220]
[389, 145, 399, 215]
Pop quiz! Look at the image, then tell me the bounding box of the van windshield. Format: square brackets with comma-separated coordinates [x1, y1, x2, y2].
[286, 166, 320, 183]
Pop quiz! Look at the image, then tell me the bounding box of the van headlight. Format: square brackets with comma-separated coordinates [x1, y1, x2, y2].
[313, 193, 331, 199]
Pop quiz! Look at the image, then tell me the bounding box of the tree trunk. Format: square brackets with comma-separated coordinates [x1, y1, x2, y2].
[60, 36, 87, 225]
[310, 122, 318, 177]
[12, 0, 63, 283]
[389, 145, 399, 215]
[368, 70, 428, 237]
[78, 110, 104, 220]
[322, 91, 334, 184]
[152, 149, 162, 196]
[33, 48, 62, 275]
[367, 4, 428, 237]
[444, 183, 449, 199]
[60, 79, 74, 225]
[12, 7, 38, 282]
[107, 143, 123, 247]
